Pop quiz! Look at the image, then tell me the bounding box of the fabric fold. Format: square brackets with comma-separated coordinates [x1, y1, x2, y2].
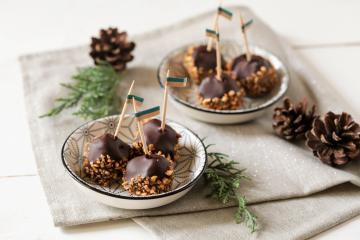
[134, 183, 360, 240]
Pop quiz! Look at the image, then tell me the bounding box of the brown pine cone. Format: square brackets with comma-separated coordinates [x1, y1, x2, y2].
[306, 112, 360, 166]
[90, 27, 135, 72]
[273, 97, 317, 140]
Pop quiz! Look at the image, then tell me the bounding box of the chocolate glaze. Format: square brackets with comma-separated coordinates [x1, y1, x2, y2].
[88, 133, 130, 163]
[143, 119, 180, 158]
[198, 73, 239, 99]
[192, 45, 224, 70]
[124, 154, 170, 181]
[231, 54, 273, 80]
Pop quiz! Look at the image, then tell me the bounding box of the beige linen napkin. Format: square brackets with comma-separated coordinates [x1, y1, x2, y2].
[20, 6, 360, 239]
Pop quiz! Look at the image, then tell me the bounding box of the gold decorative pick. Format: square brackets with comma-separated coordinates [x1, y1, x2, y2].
[239, 11, 252, 61]
[132, 97, 149, 155]
[114, 80, 135, 138]
[215, 32, 222, 80]
[161, 70, 170, 131]
[207, 12, 220, 51]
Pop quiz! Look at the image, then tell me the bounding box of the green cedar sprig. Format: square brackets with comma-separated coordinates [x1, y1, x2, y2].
[40, 64, 121, 120]
[204, 142, 258, 232]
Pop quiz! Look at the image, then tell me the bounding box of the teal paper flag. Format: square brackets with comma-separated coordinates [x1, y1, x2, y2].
[135, 106, 160, 121]
[218, 6, 233, 20]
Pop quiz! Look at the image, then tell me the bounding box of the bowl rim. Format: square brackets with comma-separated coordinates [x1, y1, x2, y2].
[157, 41, 289, 115]
[61, 115, 208, 200]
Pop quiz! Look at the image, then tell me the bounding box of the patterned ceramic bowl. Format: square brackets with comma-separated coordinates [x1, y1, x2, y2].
[62, 115, 207, 209]
[157, 41, 290, 124]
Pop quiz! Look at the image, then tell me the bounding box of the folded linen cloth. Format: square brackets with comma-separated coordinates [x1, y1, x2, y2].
[134, 184, 360, 240]
[20, 5, 360, 238]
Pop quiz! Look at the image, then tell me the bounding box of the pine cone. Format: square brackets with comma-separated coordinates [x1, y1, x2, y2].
[273, 97, 316, 140]
[306, 112, 360, 166]
[90, 27, 135, 72]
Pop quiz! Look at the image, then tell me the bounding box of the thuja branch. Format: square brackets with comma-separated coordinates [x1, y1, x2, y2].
[204, 142, 258, 232]
[40, 64, 122, 120]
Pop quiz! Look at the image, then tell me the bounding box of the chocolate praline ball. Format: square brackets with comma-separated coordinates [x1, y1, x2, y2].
[88, 133, 131, 163]
[143, 119, 180, 158]
[231, 54, 273, 80]
[124, 154, 170, 181]
[198, 73, 240, 99]
[192, 45, 224, 70]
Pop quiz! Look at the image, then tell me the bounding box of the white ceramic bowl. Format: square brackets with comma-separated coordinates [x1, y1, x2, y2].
[157, 41, 290, 124]
[62, 115, 207, 209]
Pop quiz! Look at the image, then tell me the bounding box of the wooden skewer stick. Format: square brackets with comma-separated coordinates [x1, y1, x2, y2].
[215, 34, 222, 80]
[239, 12, 251, 62]
[207, 0, 223, 51]
[161, 70, 170, 131]
[206, 12, 220, 51]
[132, 97, 149, 155]
[114, 80, 135, 138]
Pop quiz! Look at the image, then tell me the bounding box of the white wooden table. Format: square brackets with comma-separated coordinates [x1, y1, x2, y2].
[1, 0, 359, 239]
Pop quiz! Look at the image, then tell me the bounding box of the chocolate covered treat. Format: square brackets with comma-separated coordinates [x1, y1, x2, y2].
[183, 45, 225, 84]
[133, 119, 181, 160]
[82, 133, 131, 187]
[198, 72, 245, 110]
[122, 154, 174, 196]
[229, 54, 278, 97]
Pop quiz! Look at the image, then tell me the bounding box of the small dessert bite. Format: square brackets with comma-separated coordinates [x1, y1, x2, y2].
[196, 25, 245, 110]
[131, 73, 185, 160]
[125, 105, 174, 196]
[82, 133, 131, 187]
[132, 118, 181, 160]
[198, 72, 245, 110]
[183, 6, 233, 85]
[183, 45, 225, 85]
[230, 54, 278, 97]
[122, 154, 174, 196]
